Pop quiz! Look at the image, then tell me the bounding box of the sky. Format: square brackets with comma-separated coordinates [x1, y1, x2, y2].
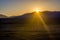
[0, 0, 60, 16]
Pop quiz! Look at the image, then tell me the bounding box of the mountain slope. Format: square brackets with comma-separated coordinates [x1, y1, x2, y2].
[0, 11, 60, 24]
[0, 11, 60, 40]
[0, 14, 7, 18]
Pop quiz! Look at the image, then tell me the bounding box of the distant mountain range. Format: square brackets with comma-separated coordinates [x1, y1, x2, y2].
[0, 11, 60, 40]
[0, 11, 60, 24]
[0, 14, 7, 18]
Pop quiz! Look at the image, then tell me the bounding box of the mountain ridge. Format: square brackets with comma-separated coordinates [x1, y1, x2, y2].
[0, 11, 60, 24]
[9, 11, 60, 18]
[0, 14, 7, 18]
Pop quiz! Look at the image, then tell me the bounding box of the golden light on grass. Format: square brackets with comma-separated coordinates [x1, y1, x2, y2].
[22, 8, 54, 39]
[26, 11, 54, 39]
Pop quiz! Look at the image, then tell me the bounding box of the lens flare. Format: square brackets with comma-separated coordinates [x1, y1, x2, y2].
[25, 12, 54, 39]
[35, 9, 40, 13]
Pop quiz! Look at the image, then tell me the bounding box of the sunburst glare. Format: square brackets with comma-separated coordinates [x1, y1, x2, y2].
[25, 12, 54, 39]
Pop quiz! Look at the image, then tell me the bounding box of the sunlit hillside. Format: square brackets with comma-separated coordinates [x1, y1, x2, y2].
[0, 11, 60, 40]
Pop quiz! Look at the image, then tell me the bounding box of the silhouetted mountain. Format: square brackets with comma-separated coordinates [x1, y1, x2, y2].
[0, 11, 60, 24]
[0, 14, 7, 18]
[0, 11, 60, 40]
[42, 11, 60, 17]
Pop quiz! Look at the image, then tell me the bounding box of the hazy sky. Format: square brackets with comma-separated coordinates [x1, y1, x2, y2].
[0, 0, 60, 16]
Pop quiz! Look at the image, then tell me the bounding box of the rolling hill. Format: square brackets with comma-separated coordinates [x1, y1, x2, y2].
[0, 14, 7, 18]
[0, 11, 60, 24]
[0, 11, 60, 40]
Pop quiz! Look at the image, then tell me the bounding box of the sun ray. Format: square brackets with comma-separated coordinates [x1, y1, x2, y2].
[26, 12, 54, 39]
[23, 9, 54, 39]
[35, 12, 54, 39]
[39, 14, 53, 38]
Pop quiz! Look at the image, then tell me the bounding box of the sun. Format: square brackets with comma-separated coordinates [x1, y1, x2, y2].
[35, 9, 40, 13]
[33, 8, 43, 16]
[34, 9, 40, 13]
[32, 7, 43, 13]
